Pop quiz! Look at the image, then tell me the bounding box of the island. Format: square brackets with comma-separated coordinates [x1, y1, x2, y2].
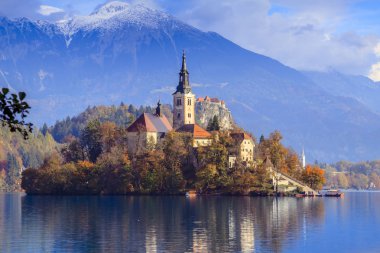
[21, 52, 325, 195]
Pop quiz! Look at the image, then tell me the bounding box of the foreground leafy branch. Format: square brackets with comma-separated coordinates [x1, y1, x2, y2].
[0, 87, 33, 139]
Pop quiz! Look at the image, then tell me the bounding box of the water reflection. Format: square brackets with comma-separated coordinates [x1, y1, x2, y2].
[0, 194, 326, 253]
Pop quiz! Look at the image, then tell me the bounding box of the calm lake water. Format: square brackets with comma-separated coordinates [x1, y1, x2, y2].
[0, 192, 379, 253]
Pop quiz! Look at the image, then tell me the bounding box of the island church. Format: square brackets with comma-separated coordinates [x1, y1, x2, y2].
[126, 52, 253, 163]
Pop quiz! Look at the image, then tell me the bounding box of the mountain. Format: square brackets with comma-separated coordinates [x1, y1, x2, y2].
[1, 1, 380, 162]
[303, 70, 380, 114]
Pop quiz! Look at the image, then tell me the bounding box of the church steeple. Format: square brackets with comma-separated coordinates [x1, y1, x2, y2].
[175, 50, 191, 94]
[172, 50, 195, 129]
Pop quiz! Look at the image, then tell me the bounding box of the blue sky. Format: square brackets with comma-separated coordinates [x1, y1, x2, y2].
[1, 0, 380, 80]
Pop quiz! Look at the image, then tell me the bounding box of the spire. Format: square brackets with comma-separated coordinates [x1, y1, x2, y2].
[181, 50, 187, 73]
[302, 148, 306, 169]
[155, 100, 162, 117]
[174, 50, 191, 94]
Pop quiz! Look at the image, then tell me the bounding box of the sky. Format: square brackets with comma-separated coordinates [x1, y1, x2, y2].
[1, 0, 380, 80]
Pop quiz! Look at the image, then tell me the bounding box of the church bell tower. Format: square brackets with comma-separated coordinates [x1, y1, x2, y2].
[173, 51, 195, 129]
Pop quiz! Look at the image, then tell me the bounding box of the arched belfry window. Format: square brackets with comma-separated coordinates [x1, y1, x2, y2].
[188, 98, 191, 105]
[177, 113, 181, 119]
[177, 98, 182, 106]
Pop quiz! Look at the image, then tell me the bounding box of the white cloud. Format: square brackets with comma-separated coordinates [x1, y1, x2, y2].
[368, 42, 380, 81]
[368, 62, 380, 81]
[374, 42, 380, 57]
[38, 5, 64, 16]
[170, 0, 379, 75]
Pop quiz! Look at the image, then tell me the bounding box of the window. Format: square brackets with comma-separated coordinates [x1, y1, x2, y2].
[177, 98, 182, 106]
[188, 98, 191, 105]
[188, 113, 191, 118]
[177, 113, 181, 119]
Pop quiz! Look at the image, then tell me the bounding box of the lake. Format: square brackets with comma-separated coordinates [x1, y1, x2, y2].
[0, 192, 379, 253]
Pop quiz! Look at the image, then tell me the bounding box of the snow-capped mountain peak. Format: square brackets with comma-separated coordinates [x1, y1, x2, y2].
[57, 1, 173, 46]
[91, 1, 131, 18]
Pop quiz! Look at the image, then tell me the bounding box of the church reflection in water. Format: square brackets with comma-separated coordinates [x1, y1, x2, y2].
[0, 194, 325, 252]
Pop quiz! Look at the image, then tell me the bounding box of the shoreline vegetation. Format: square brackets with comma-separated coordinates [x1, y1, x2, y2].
[21, 120, 325, 196]
[2, 104, 378, 193]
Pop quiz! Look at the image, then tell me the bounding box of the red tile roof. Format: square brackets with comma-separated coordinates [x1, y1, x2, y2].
[230, 132, 252, 142]
[176, 124, 212, 139]
[197, 96, 224, 104]
[127, 113, 172, 133]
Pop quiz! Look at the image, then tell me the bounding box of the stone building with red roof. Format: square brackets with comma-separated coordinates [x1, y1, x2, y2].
[126, 101, 172, 155]
[228, 132, 255, 168]
[176, 124, 213, 147]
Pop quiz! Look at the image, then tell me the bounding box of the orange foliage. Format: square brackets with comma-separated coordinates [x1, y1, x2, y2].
[302, 165, 326, 190]
[77, 160, 95, 169]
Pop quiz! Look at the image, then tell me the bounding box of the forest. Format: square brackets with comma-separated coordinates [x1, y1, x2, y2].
[0, 127, 58, 191]
[322, 161, 380, 190]
[1, 103, 160, 192]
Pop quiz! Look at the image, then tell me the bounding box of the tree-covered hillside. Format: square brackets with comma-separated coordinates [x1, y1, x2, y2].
[323, 161, 380, 190]
[49, 104, 173, 143]
[0, 127, 59, 191]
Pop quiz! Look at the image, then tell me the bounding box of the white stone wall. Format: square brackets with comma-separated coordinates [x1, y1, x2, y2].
[173, 92, 195, 128]
[126, 132, 158, 155]
[239, 139, 255, 162]
[193, 138, 212, 148]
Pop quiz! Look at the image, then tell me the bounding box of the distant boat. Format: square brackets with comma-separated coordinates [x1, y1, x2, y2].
[325, 189, 344, 197]
[186, 190, 197, 198]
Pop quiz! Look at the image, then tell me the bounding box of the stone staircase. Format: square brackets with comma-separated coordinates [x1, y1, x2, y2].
[271, 170, 318, 195]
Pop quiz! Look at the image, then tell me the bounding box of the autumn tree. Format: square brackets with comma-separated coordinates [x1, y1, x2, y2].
[301, 165, 326, 190]
[61, 138, 85, 163]
[369, 172, 380, 189]
[228, 161, 256, 194]
[80, 120, 102, 163]
[133, 150, 166, 193]
[161, 132, 190, 192]
[337, 173, 349, 189]
[99, 121, 117, 153]
[96, 146, 133, 194]
[196, 134, 229, 192]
